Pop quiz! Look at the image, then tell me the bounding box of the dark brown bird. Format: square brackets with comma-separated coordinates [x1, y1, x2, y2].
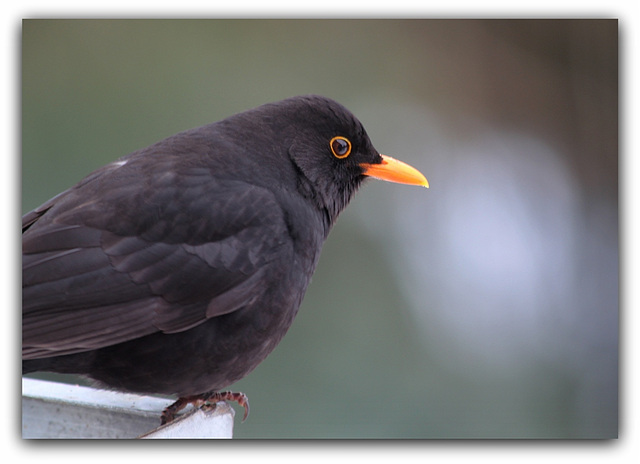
[22, 95, 428, 423]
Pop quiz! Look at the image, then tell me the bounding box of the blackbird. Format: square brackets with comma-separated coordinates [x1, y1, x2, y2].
[22, 95, 428, 424]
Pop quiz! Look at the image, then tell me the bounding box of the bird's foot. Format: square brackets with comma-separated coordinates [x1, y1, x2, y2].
[160, 391, 250, 425]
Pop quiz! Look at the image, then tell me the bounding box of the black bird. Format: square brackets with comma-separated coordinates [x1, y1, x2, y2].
[22, 95, 428, 423]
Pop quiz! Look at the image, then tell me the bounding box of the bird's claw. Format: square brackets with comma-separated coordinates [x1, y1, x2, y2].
[161, 391, 250, 425]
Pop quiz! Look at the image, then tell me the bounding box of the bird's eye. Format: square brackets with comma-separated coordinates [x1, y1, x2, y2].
[330, 136, 352, 159]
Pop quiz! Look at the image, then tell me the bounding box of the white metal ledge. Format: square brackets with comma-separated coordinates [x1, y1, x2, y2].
[22, 378, 235, 439]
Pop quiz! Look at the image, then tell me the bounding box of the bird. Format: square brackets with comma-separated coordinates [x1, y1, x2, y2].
[22, 95, 428, 424]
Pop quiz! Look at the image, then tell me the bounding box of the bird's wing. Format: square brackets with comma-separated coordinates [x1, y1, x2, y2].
[23, 158, 291, 359]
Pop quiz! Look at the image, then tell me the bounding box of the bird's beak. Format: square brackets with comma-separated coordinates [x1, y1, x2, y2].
[360, 155, 429, 188]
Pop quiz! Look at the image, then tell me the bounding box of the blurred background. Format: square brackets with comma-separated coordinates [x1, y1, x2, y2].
[22, 19, 618, 438]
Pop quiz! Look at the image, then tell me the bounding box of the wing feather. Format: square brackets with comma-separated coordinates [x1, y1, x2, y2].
[22, 159, 291, 359]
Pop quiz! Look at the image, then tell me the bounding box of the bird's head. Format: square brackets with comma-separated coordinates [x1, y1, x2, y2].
[266, 95, 428, 222]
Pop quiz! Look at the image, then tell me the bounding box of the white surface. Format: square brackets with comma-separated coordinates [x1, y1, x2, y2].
[22, 378, 235, 439]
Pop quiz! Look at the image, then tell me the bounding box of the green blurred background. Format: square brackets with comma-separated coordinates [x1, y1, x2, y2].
[22, 19, 618, 438]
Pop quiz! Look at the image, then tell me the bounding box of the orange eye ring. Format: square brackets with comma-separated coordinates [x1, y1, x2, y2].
[330, 136, 352, 159]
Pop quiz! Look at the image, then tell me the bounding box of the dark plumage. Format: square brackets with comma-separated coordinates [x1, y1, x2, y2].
[22, 95, 428, 423]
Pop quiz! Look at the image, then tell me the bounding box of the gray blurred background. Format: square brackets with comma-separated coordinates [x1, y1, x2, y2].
[22, 19, 618, 439]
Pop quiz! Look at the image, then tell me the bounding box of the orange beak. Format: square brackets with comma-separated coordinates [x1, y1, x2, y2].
[360, 155, 429, 188]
